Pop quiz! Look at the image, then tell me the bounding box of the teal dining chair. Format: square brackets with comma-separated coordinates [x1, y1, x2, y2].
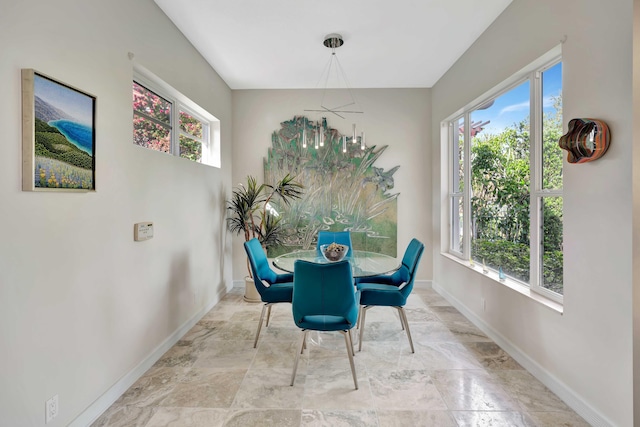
[356, 238, 424, 353]
[290, 259, 360, 389]
[244, 238, 294, 348]
[316, 230, 353, 256]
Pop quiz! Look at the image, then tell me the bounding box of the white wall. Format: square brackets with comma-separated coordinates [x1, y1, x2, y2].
[633, 1, 640, 423]
[431, 0, 632, 425]
[0, 0, 233, 425]
[231, 89, 432, 280]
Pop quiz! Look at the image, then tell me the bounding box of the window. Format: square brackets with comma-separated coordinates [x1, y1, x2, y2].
[133, 82, 172, 153]
[132, 68, 220, 167]
[178, 110, 207, 162]
[446, 52, 563, 302]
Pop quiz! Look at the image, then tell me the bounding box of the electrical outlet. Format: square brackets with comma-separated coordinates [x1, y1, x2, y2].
[45, 395, 58, 423]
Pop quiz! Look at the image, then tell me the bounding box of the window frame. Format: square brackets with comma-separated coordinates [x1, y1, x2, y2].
[132, 80, 173, 154]
[444, 47, 563, 304]
[177, 106, 209, 162]
[132, 67, 220, 168]
[449, 116, 465, 258]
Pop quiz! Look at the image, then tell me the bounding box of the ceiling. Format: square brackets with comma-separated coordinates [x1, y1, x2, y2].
[153, 0, 513, 90]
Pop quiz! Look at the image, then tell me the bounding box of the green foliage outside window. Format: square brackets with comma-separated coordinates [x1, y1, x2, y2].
[470, 96, 563, 292]
[179, 135, 202, 162]
[133, 82, 172, 153]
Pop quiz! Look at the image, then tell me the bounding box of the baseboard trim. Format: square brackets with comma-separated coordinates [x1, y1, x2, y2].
[69, 283, 231, 427]
[432, 281, 615, 427]
[414, 279, 433, 289]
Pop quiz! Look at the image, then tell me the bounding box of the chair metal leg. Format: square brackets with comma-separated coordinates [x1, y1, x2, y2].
[396, 306, 414, 353]
[341, 330, 358, 390]
[358, 305, 370, 352]
[253, 303, 270, 348]
[266, 305, 273, 327]
[357, 306, 363, 329]
[348, 328, 355, 356]
[291, 330, 308, 386]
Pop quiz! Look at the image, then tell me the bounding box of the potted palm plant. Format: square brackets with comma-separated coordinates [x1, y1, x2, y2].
[227, 174, 304, 302]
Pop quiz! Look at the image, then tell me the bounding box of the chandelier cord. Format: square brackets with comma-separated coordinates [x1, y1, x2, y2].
[331, 52, 360, 112]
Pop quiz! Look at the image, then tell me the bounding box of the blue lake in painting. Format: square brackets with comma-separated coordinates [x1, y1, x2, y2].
[49, 120, 93, 155]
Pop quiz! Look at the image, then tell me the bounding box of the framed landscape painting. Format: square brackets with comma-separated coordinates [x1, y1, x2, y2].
[22, 69, 96, 191]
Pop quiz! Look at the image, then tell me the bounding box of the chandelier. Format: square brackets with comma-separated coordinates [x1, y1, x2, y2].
[303, 33, 365, 152]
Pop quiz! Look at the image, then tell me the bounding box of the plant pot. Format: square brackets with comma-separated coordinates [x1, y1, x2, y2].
[244, 276, 261, 303]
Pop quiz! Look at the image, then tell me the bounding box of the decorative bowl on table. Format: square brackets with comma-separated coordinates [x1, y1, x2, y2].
[320, 243, 349, 262]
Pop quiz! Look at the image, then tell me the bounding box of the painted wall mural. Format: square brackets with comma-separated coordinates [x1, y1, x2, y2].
[264, 115, 399, 257]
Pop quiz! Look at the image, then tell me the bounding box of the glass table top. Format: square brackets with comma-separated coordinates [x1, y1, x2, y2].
[272, 249, 400, 278]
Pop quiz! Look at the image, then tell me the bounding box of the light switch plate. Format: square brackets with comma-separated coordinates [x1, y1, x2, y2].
[134, 222, 153, 241]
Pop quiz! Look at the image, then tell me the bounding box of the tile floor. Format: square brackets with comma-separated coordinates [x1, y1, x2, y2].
[92, 285, 590, 426]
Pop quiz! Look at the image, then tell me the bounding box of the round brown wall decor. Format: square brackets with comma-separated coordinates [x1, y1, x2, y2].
[558, 118, 610, 164]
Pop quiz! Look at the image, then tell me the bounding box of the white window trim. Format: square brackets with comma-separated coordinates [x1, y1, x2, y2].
[442, 45, 563, 306]
[133, 65, 221, 168]
[529, 61, 564, 303]
[449, 118, 464, 259]
[178, 105, 210, 161]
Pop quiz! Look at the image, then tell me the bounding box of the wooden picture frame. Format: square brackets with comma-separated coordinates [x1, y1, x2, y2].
[22, 69, 96, 191]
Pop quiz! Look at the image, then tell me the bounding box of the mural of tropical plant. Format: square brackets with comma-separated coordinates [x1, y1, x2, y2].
[264, 116, 399, 257]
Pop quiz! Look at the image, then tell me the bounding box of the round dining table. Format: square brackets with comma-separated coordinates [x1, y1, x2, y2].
[272, 249, 400, 278]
